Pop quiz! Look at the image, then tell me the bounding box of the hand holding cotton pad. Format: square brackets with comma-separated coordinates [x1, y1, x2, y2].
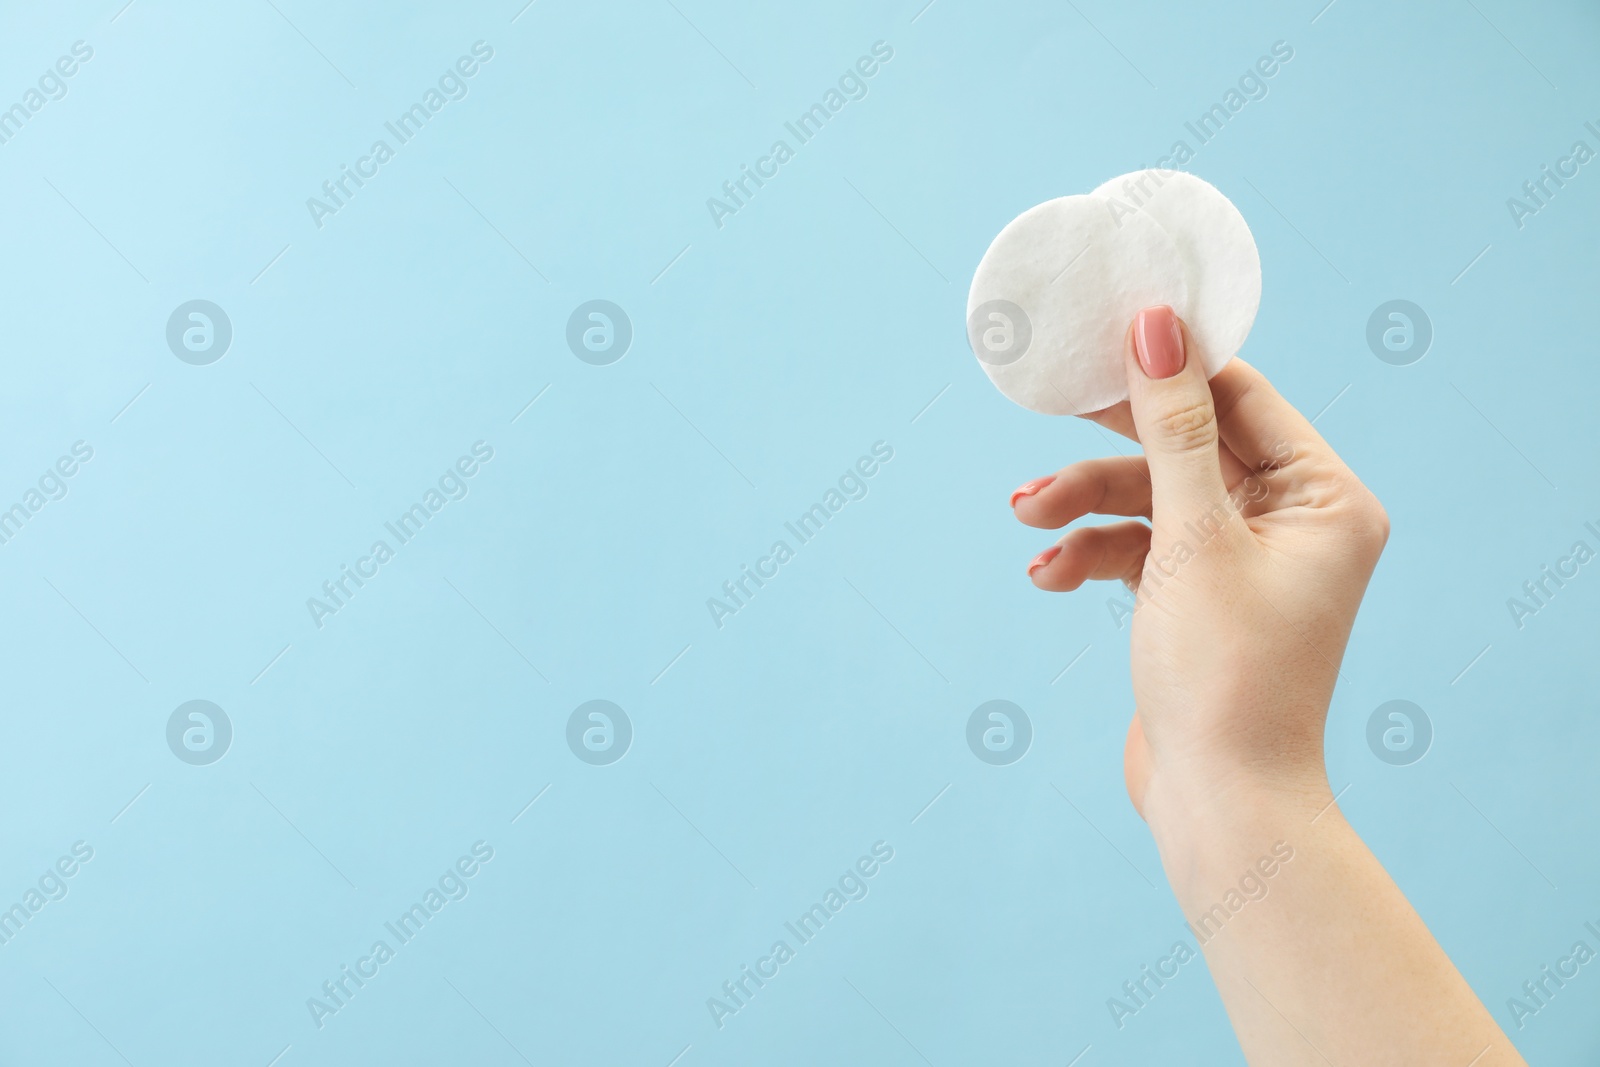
[966, 170, 1261, 415]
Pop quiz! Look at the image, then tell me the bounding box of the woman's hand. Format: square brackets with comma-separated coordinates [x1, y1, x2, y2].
[1011, 306, 1524, 1066]
[1010, 305, 1388, 818]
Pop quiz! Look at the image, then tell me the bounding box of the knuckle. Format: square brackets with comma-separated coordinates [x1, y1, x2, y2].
[1151, 400, 1219, 455]
[1362, 495, 1391, 549]
[1340, 482, 1390, 553]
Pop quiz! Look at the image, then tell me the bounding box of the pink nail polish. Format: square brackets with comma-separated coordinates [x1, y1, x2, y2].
[1010, 476, 1055, 508]
[1027, 546, 1061, 576]
[1134, 305, 1185, 379]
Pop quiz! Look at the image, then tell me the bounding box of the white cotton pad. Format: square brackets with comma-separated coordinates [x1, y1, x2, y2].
[1091, 169, 1260, 382]
[967, 172, 1260, 416]
[966, 195, 1189, 416]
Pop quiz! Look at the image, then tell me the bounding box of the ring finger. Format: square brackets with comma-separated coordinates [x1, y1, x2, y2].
[1028, 520, 1152, 593]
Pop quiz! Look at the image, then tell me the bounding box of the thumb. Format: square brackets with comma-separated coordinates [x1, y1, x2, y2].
[1125, 305, 1229, 521]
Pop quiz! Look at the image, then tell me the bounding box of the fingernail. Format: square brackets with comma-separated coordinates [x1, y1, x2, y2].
[1134, 305, 1185, 380]
[1027, 546, 1061, 576]
[1009, 476, 1055, 508]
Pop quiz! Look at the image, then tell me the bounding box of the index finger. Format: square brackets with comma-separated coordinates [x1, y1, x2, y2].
[1208, 359, 1336, 474]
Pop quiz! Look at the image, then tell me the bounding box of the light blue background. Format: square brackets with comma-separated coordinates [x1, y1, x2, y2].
[0, 0, 1596, 1063]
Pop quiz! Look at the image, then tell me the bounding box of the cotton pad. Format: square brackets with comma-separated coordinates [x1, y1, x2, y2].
[1091, 169, 1260, 382]
[966, 171, 1260, 416]
[966, 194, 1189, 416]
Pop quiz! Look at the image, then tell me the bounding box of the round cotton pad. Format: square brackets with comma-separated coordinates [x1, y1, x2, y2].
[966, 194, 1189, 416]
[1091, 169, 1261, 381]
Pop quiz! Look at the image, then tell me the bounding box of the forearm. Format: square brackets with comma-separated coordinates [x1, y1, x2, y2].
[1143, 769, 1525, 1066]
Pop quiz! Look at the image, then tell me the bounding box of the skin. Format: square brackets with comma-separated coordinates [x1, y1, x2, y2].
[1012, 307, 1525, 1065]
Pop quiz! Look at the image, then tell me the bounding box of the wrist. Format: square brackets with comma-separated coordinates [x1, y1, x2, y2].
[1139, 760, 1333, 903]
